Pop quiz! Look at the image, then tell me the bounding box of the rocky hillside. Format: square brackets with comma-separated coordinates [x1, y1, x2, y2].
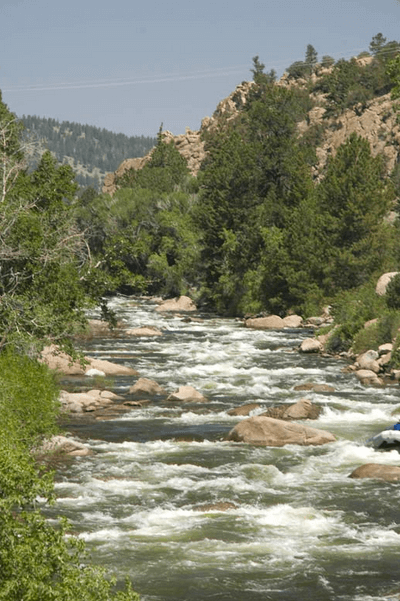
[102, 55, 400, 196]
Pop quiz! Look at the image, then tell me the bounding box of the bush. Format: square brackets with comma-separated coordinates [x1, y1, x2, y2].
[0, 349, 140, 600]
[385, 272, 400, 309]
[325, 283, 386, 352]
[352, 311, 400, 353]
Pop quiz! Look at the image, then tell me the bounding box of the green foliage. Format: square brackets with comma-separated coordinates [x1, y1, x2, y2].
[385, 273, 400, 309]
[286, 60, 309, 80]
[305, 44, 318, 73]
[325, 283, 386, 352]
[352, 310, 400, 354]
[0, 349, 59, 448]
[0, 348, 139, 600]
[316, 133, 396, 293]
[116, 133, 189, 193]
[21, 114, 156, 190]
[315, 53, 394, 116]
[321, 55, 335, 68]
[196, 78, 315, 315]
[76, 136, 199, 298]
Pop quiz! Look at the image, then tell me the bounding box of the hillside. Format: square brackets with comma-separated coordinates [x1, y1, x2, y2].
[20, 115, 156, 190]
[103, 38, 400, 197]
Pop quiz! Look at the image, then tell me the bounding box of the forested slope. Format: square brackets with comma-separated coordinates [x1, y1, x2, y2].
[20, 114, 156, 189]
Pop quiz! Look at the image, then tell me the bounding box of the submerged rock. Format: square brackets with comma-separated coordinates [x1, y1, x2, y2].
[293, 383, 335, 393]
[126, 326, 163, 337]
[227, 403, 260, 416]
[227, 416, 335, 447]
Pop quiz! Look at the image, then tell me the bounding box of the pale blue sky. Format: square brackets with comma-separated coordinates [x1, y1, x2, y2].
[1, 0, 400, 137]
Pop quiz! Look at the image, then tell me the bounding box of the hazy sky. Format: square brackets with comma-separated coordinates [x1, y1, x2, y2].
[1, 0, 400, 137]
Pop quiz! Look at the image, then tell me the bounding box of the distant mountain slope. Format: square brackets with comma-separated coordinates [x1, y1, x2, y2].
[20, 115, 156, 190]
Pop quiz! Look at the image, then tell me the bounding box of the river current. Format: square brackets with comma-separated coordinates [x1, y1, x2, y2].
[54, 296, 400, 601]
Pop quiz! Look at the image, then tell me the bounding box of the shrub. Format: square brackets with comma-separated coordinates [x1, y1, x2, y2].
[385, 272, 400, 309]
[325, 283, 386, 352]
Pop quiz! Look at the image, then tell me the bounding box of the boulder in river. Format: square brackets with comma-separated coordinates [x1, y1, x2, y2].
[155, 295, 197, 312]
[126, 326, 163, 337]
[262, 398, 321, 420]
[167, 385, 208, 402]
[227, 403, 260, 416]
[293, 383, 335, 393]
[227, 416, 335, 447]
[282, 315, 303, 328]
[41, 345, 138, 376]
[39, 435, 91, 457]
[59, 389, 123, 413]
[245, 315, 284, 329]
[355, 350, 380, 374]
[129, 377, 166, 396]
[349, 463, 400, 481]
[354, 369, 383, 386]
[299, 338, 322, 353]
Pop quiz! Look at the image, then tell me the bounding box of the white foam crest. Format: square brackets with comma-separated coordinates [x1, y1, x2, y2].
[319, 405, 394, 425]
[245, 504, 341, 535]
[79, 527, 126, 543]
[121, 507, 208, 537]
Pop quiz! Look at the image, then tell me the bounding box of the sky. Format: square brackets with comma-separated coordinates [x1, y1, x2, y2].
[1, 0, 400, 138]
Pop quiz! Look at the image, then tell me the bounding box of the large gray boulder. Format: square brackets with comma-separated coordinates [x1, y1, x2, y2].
[227, 416, 335, 447]
[349, 463, 400, 481]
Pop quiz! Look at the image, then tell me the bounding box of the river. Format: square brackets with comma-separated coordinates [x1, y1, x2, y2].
[54, 296, 400, 601]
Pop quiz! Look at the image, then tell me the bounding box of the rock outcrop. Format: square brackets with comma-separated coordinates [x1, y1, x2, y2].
[102, 66, 400, 197]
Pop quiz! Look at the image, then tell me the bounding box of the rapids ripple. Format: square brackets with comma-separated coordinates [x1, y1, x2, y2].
[53, 296, 400, 601]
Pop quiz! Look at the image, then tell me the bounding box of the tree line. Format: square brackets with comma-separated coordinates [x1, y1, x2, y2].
[20, 114, 156, 189]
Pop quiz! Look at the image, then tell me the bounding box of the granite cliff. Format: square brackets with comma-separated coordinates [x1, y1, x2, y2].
[102, 58, 400, 196]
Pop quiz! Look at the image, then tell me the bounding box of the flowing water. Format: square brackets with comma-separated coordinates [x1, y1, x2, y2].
[54, 296, 400, 601]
